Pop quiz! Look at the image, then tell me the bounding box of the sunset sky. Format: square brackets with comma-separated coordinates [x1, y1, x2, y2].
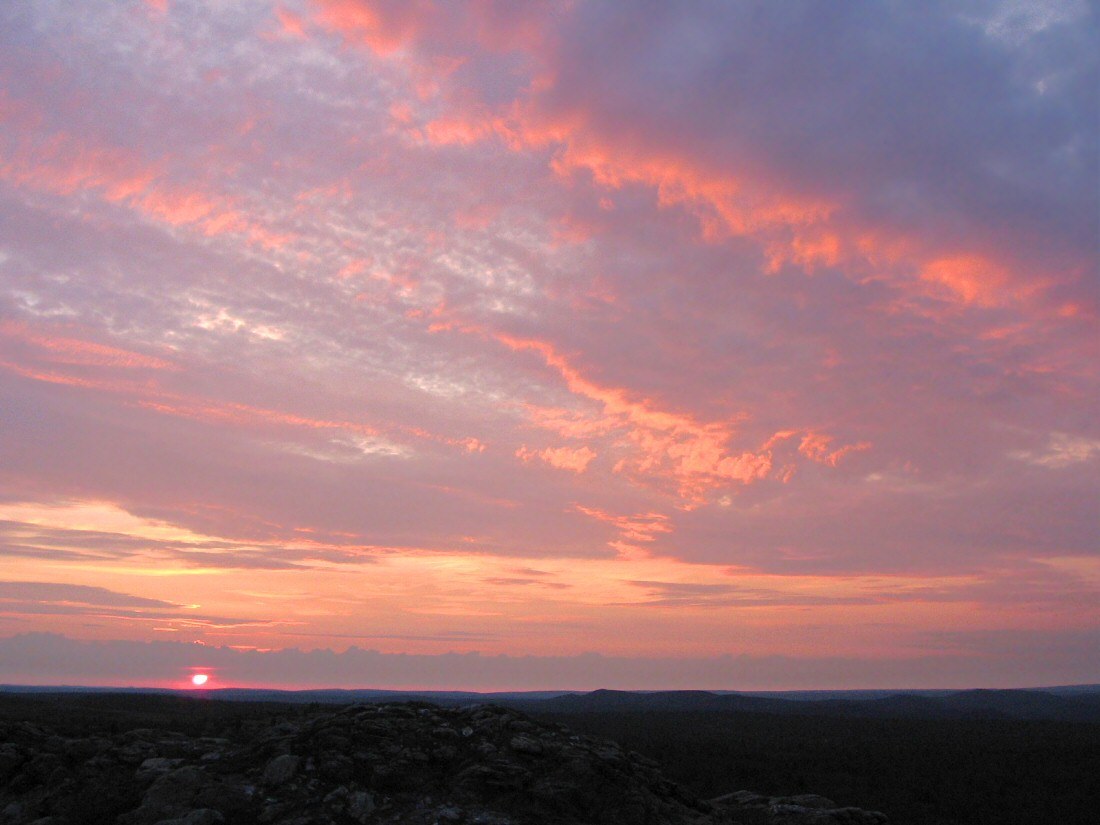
[1, 0, 1097, 691]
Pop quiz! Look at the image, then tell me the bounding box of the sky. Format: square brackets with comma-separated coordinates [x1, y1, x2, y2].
[0, 0, 1097, 691]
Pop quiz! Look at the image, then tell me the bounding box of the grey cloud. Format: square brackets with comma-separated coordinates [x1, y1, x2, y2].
[665, 458, 1100, 574]
[626, 580, 879, 609]
[0, 583, 285, 629]
[0, 602, 271, 627]
[482, 577, 572, 589]
[546, 0, 1096, 286]
[0, 581, 180, 609]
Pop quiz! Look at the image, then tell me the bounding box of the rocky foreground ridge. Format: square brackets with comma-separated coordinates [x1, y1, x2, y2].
[0, 702, 887, 825]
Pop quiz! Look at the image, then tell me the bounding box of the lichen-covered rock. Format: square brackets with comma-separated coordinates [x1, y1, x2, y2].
[260, 755, 299, 786]
[0, 703, 888, 825]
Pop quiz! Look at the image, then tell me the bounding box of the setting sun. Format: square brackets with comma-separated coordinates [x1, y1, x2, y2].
[191, 674, 209, 687]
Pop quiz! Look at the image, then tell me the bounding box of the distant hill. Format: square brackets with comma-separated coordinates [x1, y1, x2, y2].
[519, 687, 1100, 722]
[3, 683, 1099, 722]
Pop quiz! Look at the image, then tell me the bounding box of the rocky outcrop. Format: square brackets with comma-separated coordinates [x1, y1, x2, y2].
[709, 792, 888, 824]
[0, 703, 888, 825]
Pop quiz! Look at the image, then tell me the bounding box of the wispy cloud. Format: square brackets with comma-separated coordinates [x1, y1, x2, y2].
[0, 581, 181, 609]
[0, 581, 290, 631]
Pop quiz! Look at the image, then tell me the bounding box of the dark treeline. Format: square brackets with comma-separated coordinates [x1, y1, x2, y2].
[532, 709, 1100, 825]
[0, 692, 305, 738]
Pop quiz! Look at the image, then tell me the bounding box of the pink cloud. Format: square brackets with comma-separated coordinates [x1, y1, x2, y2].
[516, 444, 596, 473]
[798, 432, 872, 468]
[311, 0, 433, 54]
[0, 320, 491, 460]
[0, 111, 290, 250]
[275, 6, 308, 39]
[0, 320, 178, 371]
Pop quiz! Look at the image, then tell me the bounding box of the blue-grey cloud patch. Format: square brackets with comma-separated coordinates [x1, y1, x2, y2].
[542, 0, 1097, 290]
[0, 582, 289, 630]
[482, 577, 572, 589]
[624, 580, 884, 609]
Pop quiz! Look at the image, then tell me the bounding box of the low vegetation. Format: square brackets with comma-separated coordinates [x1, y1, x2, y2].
[533, 709, 1100, 825]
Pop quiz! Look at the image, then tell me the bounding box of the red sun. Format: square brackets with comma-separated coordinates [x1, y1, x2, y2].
[191, 673, 209, 687]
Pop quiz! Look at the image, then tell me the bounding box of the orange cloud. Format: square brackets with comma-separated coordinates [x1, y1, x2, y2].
[421, 313, 863, 503]
[417, 104, 834, 239]
[0, 359, 137, 392]
[918, 254, 1016, 307]
[0, 321, 178, 371]
[798, 432, 872, 467]
[574, 505, 673, 559]
[491, 329, 776, 500]
[513, 113, 1073, 320]
[766, 230, 843, 274]
[0, 117, 289, 250]
[424, 115, 495, 147]
[402, 425, 486, 453]
[516, 444, 597, 473]
[275, 6, 308, 38]
[134, 397, 381, 438]
[311, 0, 429, 54]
